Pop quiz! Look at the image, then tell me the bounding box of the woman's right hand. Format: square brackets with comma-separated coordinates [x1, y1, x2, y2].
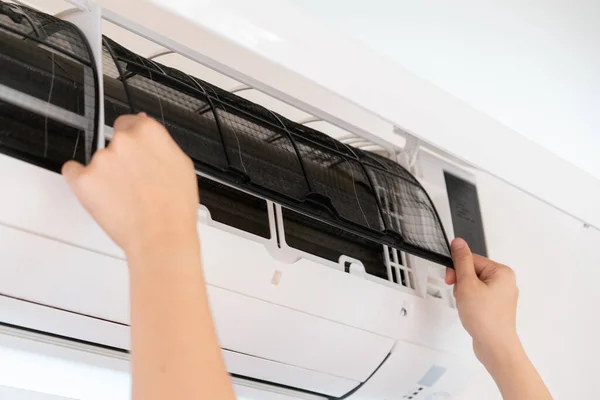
[446, 239, 553, 399]
[445, 238, 520, 363]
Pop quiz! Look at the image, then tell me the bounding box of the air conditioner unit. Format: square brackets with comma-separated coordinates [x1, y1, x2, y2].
[0, 1, 484, 399]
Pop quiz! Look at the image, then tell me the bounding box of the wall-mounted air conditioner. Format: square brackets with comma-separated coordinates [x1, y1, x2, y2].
[0, 1, 486, 399]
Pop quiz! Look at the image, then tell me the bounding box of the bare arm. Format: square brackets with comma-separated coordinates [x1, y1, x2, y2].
[446, 239, 552, 400]
[62, 114, 235, 400]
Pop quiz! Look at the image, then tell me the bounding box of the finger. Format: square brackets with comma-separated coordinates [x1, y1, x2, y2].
[445, 268, 456, 285]
[114, 114, 144, 132]
[451, 238, 476, 283]
[472, 254, 495, 273]
[472, 254, 504, 282]
[62, 160, 85, 191]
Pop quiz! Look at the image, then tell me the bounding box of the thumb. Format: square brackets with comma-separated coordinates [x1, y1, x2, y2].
[62, 160, 86, 194]
[451, 238, 476, 283]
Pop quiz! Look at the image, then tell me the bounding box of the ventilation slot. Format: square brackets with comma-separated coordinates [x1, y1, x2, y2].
[197, 176, 270, 239]
[384, 245, 415, 290]
[282, 208, 387, 280]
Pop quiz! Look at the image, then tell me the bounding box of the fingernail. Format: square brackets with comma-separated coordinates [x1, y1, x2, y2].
[138, 112, 147, 117]
[451, 238, 467, 250]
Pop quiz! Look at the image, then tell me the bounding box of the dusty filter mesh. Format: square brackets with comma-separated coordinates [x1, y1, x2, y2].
[0, 2, 98, 171]
[0, 3, 452, 267]
[100, 37, 452, 266]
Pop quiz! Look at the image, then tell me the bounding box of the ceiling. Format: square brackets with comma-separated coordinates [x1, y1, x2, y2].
[291, 0, 600, 179]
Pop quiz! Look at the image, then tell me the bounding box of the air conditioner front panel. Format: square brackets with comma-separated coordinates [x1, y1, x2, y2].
[0, 152, 465, 354]
[0, 154, 122, 257]
[234, 382, 326, 400]
[0, 222, 129, 324]
[348, 337, 476, 399]
[0, 232, 393, 394]
[0, 162, 394, 390]
[207, 285, 394, 383]
[0, 291, 130, 351]
[0, 218, 392, 394]
[223, 346, 359, 397]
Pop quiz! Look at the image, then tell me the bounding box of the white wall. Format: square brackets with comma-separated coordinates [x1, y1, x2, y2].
[292, 0, 600, 181]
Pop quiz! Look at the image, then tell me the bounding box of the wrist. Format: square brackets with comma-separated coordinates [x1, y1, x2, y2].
[125, 227, 201, 267]
[474, 334, 525, 373]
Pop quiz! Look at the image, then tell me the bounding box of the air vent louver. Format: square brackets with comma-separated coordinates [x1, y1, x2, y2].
[0, 3, 452, 267]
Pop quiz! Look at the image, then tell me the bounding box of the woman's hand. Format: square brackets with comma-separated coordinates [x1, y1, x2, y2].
[447, 238, 552, 400]
[62, 113, 199, 258]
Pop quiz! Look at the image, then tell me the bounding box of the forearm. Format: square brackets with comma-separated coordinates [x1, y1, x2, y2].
[477, 337, 552, 400]
[128, 234, 235, 400]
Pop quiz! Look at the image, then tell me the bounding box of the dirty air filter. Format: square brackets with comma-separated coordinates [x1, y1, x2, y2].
[0, 2, 452, 267]
[101, 37, 452, 267]
[0, 2, 98, 172]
